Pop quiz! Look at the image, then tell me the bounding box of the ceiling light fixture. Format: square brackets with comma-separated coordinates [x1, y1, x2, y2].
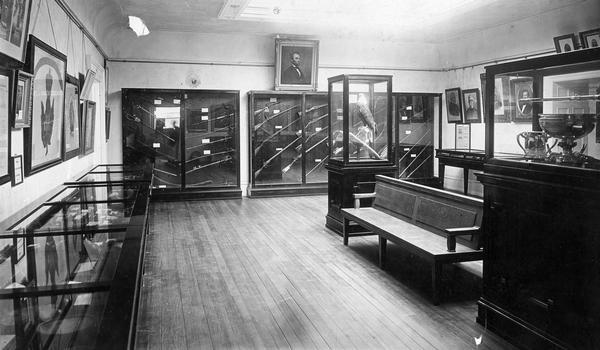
[273, 7, 280, 15]
[128, 16, 150, 37]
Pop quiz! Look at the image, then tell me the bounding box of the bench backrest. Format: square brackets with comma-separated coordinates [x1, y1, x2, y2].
[372, 175, 483, 250]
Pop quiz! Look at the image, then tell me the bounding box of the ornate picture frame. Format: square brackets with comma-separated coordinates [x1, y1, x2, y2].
[462, 88, 482, 123]
[553, 33, 577, 53]
[12, 70, 33, 128]
[82, 100, 96, 155]
[0, 0, 32, 63]
[579, 28, 600, 49]
[445, 88, 463, 123]
[275, 38, 319, 91]
[510, 78, 534, 123]
[24, 35, 67, 175]
[63, 75, 80, 160]
[0, 67, 10, 186]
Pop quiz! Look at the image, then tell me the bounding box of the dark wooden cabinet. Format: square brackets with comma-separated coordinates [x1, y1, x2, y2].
[477, 161, 600, 350]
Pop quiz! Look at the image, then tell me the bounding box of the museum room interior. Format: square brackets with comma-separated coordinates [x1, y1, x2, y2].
[0, 0, 599, 349]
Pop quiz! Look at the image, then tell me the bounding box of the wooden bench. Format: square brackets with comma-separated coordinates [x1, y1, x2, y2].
[341, 175, 483, 304]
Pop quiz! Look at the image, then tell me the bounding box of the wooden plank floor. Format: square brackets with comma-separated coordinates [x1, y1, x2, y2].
[135, 195, 514, 350]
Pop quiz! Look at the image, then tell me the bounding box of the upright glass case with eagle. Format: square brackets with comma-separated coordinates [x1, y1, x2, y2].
[325, 75, 395, 234]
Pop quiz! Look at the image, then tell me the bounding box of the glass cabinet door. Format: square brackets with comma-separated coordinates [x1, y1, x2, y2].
[122, 90, 182, 188]
[183, 91, 239, 188]
[304, 94, 329, 183]
[251, 93, 303, 186]
[395, 93, 438, 179]
[122, 89, 241, 193]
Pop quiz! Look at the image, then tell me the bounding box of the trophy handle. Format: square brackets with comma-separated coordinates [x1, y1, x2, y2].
[516, 132, 527, 152]
[547, 138, 557, 152]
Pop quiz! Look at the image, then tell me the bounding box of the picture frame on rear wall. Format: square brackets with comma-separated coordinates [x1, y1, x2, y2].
[579, 28, 600, 49]
[445, 88, 463, 123]
[82, 100, 96, 155]
[553, 33, 577, 53]
[63, 75, 80, 160]
[462, 88, 482, 124]
[275, 38, 319, 91]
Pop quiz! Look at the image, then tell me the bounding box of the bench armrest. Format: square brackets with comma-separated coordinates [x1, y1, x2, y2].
[353, 192, 376, 209]
[444, 226, 480, 252]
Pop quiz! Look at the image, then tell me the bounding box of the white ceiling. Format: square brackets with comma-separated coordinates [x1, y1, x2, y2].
[107, 0, 585, 42]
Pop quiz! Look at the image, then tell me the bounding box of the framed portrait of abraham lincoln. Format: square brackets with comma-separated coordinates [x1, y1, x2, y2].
[275, 38, 319, 91]
[24, 35, 67, 175]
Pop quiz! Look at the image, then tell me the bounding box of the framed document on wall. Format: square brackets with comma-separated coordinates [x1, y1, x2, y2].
[24, 35, 67, 175]
[0, 67, 10, 186]
[455, 123, 471, 149]
[63, 75, 80, 159]
[11, 155, 23, 186]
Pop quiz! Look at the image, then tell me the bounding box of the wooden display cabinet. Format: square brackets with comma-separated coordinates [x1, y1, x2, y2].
[325, 75, 396, 234]
[247, 91, 329, 197]
[477, 47, 600, 350]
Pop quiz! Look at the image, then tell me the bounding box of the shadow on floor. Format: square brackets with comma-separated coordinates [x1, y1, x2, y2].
[345, 237, 482, 304]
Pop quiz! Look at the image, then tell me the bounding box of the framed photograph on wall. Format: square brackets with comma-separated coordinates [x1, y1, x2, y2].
[0, 67, 10, 186]
[82, 100, 96, 155]
[13, 70, 33, 128]
[553, 34, 577, 53]
[11, 155, 23, 186]
[511, 78, 534, 122]
[0, 0, 33, 63]
[63, 75, 80, 160]
[275, 38, 319, 91]
[445, 88, 463, 123]
[579, 28, 600, 49]
[24, 35, 66, 175]
[462, 88, 482, 123]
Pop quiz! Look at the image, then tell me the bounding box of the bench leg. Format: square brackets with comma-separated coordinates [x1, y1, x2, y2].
[431, 261, 442, 305]
[343, 217, 350, 246]
[378, 236, 387, 269]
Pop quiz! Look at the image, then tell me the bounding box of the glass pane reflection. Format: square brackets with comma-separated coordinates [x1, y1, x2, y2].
[47, 185, 139, 203]
[9, 202, 135, 234]
[0, 291, 108, 349]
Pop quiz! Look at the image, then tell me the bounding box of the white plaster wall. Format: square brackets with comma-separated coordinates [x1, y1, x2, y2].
[107, 31, 445, 194]
[435, 0, 600, 196]
[0, 0, 107, 223]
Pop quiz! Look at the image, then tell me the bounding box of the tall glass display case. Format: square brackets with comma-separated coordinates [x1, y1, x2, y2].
[248, 91, 328, 196]
[325, 75, 396, 234]
[477, 47, 600, 350]
[122, 89, 241, 200]
[394, 93, 440, 180]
